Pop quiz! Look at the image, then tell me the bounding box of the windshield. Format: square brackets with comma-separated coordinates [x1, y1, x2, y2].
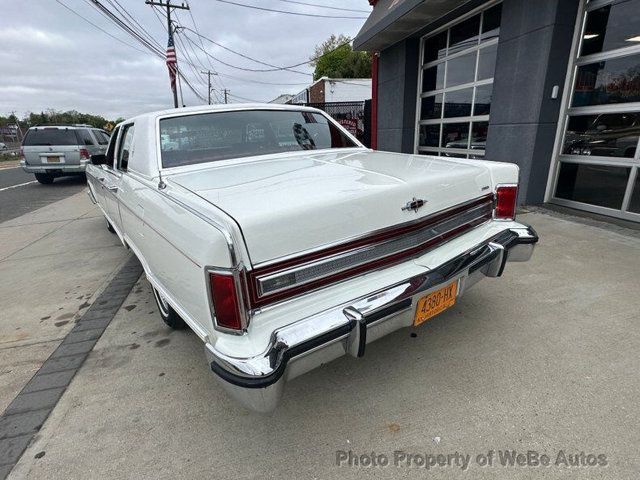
[159, 109, 358, 168]
[23, 128, 79, 146]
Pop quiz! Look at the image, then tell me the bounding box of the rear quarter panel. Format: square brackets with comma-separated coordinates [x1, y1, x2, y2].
[118, 173, 234, 341]
[467, 159, 520, 186]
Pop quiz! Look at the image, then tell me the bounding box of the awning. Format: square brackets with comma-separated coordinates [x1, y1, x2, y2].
[353, 0, 470, 52]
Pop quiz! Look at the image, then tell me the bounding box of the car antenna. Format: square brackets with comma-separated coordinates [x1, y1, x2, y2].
[158, 169, 167, 189]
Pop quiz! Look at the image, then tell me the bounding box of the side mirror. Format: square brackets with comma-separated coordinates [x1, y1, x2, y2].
[90, 154, 107, 166]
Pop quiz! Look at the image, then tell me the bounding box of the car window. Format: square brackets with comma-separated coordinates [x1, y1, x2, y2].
[117, 124, 134, 171]
[78, 129, 95, 146]
[159, 110, 358, 168]
[93, 130, 109, 145]
[105, 126, 121, 168]
[23, 128, 79, 146]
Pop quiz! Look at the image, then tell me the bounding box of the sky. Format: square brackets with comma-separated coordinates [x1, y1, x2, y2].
[0, 0, 371, 120]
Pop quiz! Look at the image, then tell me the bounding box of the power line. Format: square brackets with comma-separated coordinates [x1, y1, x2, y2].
[177, 70, 207, 102]
[212, 0, 368, 19]
[162, 25, 311, 85]
[174, 27, 218, 86]
[150, 7, 222, 97]
[228, 92, 266, 103]
[174, 29, 210, 88]
[58, 0, 206, 103]
[91, 0, 206, 103]
[275, 0, 371, 13]
[181, 27, 309, 75]
[155, 6, 227, 92]
[216, 73, 308, 86]
[182, 28, 353, 72]
[201, 70, 217, 104]
[84, 0, 165, 57]
[143, 1, 209, 104]
[54, 0, 149, 54]
[181, 33, 309, 75]
[184, 5, 227, 91]
[105, 0, 163, 50]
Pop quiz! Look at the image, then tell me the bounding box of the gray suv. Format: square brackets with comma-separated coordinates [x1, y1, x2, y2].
[20, 125, 110, 184]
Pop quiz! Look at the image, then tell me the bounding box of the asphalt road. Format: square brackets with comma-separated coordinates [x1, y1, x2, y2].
[0, 167, 88, 223]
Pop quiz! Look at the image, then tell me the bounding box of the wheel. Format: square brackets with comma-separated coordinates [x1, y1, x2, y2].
[106, 220, 116, 234]
[34, 173, 54, 184]
[152, 287, 186, 329]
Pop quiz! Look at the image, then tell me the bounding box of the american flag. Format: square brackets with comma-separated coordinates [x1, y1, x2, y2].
[166, 30, 177, 90]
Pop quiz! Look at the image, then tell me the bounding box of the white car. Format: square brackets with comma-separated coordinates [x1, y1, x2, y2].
[86, 104, 537, 412]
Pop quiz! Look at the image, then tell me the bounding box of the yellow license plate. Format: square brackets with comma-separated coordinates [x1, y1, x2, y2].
[46, 156, 61, 163]
[414, 281, 458, 326]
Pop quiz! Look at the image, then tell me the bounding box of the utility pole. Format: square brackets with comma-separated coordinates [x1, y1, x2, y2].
[145, 0, 189, 108]
[223, 89, 229, 104]
[200, 70, 218, 105]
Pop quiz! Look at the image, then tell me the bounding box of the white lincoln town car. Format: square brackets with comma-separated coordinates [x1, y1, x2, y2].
[86, 104, 537, 412]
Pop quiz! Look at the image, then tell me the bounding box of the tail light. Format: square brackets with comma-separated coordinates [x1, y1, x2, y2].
[79, 148, 90, 160]
[495, 185, 518, 220]
[209, 271, 244, 332]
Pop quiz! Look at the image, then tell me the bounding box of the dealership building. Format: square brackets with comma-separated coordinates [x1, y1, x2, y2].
[354, 0, 640, 223]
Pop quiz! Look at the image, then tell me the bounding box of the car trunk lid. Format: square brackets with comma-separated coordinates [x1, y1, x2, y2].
[169, 150, 495, 264]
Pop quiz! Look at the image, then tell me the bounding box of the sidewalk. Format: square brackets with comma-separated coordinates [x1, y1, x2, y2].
[0, 161, 20, 171]
[6, 210, 640, 479]
[0, 191, 130, 413]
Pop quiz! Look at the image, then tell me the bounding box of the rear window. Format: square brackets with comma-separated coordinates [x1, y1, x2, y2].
[77, 129, 95, 146]
[159, 109, 357, 168]
[23, 128, 79, 146]
[94, 130, 110, 145]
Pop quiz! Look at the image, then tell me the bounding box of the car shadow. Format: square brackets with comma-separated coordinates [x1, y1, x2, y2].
[49, 175, 87, 186]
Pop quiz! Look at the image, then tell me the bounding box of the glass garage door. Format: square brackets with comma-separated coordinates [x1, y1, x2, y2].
[415, 2, 502, 159]
[550, 0, 640, 221]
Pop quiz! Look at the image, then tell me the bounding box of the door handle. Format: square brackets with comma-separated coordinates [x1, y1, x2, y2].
[98, 177, 105, 182]
[106, 185, 118, 192]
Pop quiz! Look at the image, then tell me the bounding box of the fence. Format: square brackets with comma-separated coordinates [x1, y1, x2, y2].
[306, 101, 371, 147]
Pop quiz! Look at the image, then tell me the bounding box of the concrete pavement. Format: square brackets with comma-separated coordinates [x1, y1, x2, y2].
[0, 190, 130, 416]
[5, 210, 640, 479]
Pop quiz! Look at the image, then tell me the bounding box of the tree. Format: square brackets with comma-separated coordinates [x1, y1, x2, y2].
[311, 34, 372, 81]
[0, 110, 122, 131]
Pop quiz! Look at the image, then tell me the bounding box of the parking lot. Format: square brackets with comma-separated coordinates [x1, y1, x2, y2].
[0, 169, 637, 479]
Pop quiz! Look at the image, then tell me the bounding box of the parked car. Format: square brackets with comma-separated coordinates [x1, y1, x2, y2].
[563, 113, 640, 158]
[20, 125, 110, 184]
[86, 104, 538, 412]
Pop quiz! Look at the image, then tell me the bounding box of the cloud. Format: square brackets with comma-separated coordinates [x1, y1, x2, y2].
[0, 0, 371, 119]
[0, 26, 72, 47]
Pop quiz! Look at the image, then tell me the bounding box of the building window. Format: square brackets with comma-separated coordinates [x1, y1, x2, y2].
[416, 3, 502, 159]
[551, 0, 640, 222]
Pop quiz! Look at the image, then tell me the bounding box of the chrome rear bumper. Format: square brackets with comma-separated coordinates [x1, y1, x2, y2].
[205, 225, 538, 412]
